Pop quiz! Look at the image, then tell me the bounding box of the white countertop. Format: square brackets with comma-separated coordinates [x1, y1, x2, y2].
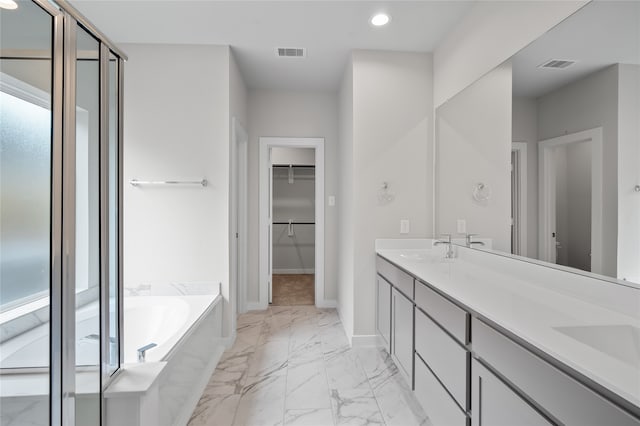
[375, 239, 640, 411]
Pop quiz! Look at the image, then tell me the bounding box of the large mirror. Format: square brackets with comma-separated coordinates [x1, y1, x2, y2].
[435, 0, 640, 285]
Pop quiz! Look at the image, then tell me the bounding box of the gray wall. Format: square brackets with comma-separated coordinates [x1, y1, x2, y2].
[339, 50, 433, 339]
[436, 61, 513, 252]
[247, 90, 339, 302]
[538, 64, 619, 278]
[512, 96, 538, 258]
[617, 64, 640, 283]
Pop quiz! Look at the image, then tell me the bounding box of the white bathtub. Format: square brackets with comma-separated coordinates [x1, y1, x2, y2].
[123, 295, 215, 363]
[0, 294, 223, 426]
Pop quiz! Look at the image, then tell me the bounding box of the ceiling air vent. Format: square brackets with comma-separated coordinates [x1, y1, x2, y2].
[276, 47, 306, 58]
[538, 59, 576, 70]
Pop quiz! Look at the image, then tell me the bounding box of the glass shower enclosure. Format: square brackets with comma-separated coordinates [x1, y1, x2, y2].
[0, 1, 125, 424]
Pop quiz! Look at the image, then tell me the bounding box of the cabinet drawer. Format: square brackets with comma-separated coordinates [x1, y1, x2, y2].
[473, 318, 640, 426]
[415, 309, 469, 410]
[415, 355, 468, 426]
[415, 280, 468, 344]
[472, 359, 552, 426]
[376, 256, 414, 299]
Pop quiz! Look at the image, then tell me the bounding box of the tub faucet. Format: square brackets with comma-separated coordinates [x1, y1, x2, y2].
[137, 343, 157, 363]
[465, 233, 485, 248]
[434, 234, 455, 259]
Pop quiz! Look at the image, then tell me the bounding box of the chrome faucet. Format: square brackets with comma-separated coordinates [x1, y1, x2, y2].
[434, 234, 455, 258]
[137, 343, 157, 363]
[465, 233, 485, 248]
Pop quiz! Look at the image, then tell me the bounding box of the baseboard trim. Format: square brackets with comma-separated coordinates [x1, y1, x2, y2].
[222, 331, 237, 349]
[316, 299, 337, 308]
[246, 302, 267, 312]
[351, 334, 379, 348]
[273, 269, 315, 275]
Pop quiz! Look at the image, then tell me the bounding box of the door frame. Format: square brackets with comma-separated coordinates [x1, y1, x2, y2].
[511, 142, 528, 256]
[259, 137, 325, 309]
[231, 118, 248, 326]
[538, 127, 603, 273]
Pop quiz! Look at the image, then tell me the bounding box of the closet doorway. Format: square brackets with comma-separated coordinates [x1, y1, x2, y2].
[259, 138, 325, 309]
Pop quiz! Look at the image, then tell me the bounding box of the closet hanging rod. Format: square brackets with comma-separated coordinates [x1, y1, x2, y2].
[272, 164, 315, 169]
[129, 179, 208, 187]
[272, 221, 315, 225]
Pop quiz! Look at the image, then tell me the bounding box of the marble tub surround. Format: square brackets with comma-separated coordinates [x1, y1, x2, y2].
[188, 306, 430, 426]
[124, 281, 220, 297]
[376, 239, 640, 414]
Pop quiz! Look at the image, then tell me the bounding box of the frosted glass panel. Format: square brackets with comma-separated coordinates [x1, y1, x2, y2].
[0, 90, 51, 307]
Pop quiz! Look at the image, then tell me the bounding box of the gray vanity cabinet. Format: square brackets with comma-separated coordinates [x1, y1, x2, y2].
[414, 280, 470, 426]
[471, 359, 552, 426]
[392, 287, 414, 384]
[376, 275, 391, 349]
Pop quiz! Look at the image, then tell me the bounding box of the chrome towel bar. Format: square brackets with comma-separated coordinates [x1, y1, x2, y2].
[129, 179, 208, 187]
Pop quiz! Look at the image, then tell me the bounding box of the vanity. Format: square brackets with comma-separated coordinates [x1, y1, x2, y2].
[375, 239, 640, 426]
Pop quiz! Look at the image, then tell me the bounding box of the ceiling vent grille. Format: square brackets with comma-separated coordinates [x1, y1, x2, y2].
[276, 47, 306, 58]
[538, 59, 576, 69]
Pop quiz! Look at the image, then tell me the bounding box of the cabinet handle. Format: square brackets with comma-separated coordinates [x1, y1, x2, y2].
[478, 376, 483, 426]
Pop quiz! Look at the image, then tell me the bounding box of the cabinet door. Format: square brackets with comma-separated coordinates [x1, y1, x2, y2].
[472, 359, 553, 426]
[376, 276, 391, 350]
[392, 288, 414, 385]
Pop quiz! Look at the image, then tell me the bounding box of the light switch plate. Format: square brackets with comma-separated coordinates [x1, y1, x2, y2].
[328, 195, 335, 206]
[400, 219, 410, 234]
[457, 219, 466, 234]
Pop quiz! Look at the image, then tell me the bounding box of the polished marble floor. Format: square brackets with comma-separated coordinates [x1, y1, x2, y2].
[188, 306, 431, 426]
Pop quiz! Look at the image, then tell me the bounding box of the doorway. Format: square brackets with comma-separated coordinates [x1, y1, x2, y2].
[538, 127, 603, 274]
[259, 137, 325, 309]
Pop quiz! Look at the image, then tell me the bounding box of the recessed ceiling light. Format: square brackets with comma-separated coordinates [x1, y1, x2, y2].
[0, 0, 18, 10]
[370, 13, 390, 27]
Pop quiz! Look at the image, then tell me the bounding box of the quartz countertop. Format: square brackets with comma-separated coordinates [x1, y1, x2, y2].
[375, 239, 640, 412]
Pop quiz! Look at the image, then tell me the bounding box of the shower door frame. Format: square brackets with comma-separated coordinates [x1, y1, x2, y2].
[2, 1, 127, 425]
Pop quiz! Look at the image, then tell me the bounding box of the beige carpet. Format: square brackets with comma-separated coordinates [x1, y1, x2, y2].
[272, 274, 315, 306]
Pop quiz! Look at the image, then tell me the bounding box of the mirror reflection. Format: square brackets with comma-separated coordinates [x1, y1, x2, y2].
[436, 1, 640, 285]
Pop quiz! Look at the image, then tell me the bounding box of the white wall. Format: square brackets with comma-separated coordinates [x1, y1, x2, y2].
[537, 64, 619, 278]
[433, 0, 587, 108]
[337, 59, 354, 339]
[617, 64, 640, 283]
[512, 96, 538, 257]
[349, 50, 433, 339]
[246, 90, 339, 302]
[436, 61, 512, 253]
[122, 43, 231, 315]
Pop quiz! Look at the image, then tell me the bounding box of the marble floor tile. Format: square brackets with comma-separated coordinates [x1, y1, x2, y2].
[325, 351, 370, 391]
[330, 388, 385, 426]
[234, 374, 287, 426]
[188, 393, 240, 426]
[286, 358, 331, 409]
[190, 308, 431, 426]
[284, 409, 335, 426]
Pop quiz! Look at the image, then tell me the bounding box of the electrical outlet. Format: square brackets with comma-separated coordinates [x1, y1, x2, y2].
[400, 219, 410, 234]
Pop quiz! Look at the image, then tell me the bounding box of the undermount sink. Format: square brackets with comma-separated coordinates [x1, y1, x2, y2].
[554, 324, 640, 368]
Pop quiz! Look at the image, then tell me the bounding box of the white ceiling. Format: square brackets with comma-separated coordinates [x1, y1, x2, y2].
[512, 1, 640, 98]
[70, 1, 474, 91]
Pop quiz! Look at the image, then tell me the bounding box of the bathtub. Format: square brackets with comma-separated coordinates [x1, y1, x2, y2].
[123, 295, 216, 363]
[106, 294, 225, 426]
[0, 294, 224, 426]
